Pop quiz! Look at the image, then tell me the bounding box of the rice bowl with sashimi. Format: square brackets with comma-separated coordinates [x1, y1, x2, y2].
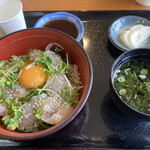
[0, 43, 82, 133]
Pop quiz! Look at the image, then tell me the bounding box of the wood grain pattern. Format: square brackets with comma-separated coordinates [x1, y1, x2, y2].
[21, 0, 150, 11]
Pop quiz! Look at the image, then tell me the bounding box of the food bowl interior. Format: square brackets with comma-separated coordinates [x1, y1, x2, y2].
[111, 48, 150, 119]
[0, 28, 92, 140]
[34, 12, 84, 42]
[109, 15, 150, 51]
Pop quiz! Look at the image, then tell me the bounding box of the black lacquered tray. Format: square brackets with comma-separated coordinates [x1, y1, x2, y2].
[1, 11, 150, 149]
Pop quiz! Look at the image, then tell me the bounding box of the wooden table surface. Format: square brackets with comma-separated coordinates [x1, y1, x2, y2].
[21, 0, 150, 11]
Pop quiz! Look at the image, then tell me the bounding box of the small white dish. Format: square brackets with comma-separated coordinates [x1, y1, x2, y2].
[108, 15, 150, 51]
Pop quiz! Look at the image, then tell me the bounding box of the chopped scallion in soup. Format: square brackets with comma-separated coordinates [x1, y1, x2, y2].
[113, 59, 150, 114]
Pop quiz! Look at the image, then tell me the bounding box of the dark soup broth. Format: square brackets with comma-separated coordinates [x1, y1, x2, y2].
[113, 59, 150, 114]
[43, 19, 78, 39]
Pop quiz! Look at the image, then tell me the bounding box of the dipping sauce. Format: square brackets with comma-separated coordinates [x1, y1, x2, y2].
[113, 59, 150, 114]
[119, 24, 150, 49]
[43, 19, 78, 39]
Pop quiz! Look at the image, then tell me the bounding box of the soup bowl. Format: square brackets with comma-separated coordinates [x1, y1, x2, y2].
[110, 48, 150, 120]
[0, 28, 93, 140]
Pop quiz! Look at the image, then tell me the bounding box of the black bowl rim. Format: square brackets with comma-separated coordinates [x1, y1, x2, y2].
[108, 15, 150, 52]
[0, 28, 93, 141]
[110, 48, 150, 118]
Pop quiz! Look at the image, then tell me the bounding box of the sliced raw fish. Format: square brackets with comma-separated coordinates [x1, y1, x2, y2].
[2, 86, 28, 99]
[19, 93, 47, 132]
[0, 102, 7, 116]
[45, 73, 70, 96]
[29, 50, 42, 61]
[43, 96, 63, 114]
[41, 101, 73, 125]
[45, 50, 63, 70]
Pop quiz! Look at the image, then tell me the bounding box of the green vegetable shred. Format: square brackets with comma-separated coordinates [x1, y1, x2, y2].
[113, 59, 150, 114]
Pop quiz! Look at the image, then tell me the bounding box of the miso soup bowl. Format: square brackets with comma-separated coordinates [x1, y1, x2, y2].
[0, 28, 93, 141]
[110, 48, 150, 121]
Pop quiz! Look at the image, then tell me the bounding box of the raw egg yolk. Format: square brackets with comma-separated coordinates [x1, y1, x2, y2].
[18, 63, 47, 89]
